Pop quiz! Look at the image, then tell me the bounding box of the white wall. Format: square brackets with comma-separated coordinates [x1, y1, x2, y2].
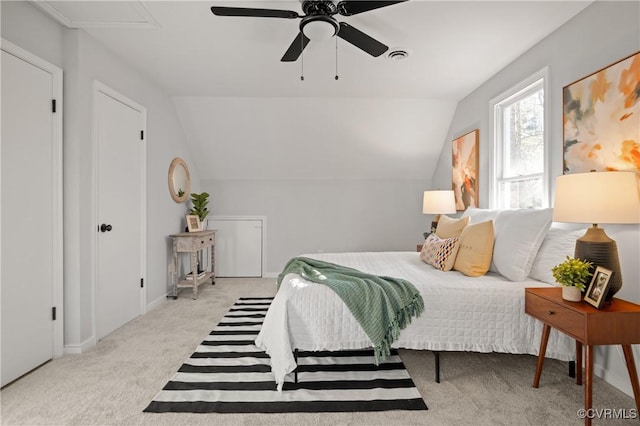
[173, 97, 456, 180]
[174, 96, 455, 274]
[205, 178, 430, 275]
[0, 0, 63, 67]
[431, 0, 640, 396]
[1, 2, 198, 350]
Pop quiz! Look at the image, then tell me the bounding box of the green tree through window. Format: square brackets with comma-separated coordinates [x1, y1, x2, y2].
[492, 74, 547, 209]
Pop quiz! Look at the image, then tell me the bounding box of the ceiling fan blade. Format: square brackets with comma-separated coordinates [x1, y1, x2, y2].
[337, 0, 408, 16]
[211, 6, 299, 19]
[337, 22, 388, 57]
[281, 32, 311, 62]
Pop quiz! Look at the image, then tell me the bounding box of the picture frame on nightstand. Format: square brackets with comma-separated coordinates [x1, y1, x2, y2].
[584, 266, 612, 309]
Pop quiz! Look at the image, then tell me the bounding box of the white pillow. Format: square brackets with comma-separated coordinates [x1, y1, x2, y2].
[461, 207, 501, 224]
[529, 226, 587, 285]
[491, 208, 553, 281]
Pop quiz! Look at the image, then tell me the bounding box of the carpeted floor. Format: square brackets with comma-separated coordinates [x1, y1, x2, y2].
[0, 278, 636, 425]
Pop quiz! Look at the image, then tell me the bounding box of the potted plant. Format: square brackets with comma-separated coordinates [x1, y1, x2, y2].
[551, 256, 593, 302]
[189, 192, 210, 223]
[188, 192, 210, 273]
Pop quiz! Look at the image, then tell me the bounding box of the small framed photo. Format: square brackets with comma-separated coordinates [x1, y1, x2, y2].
[584, 266, 613, 309]
[186, 215, 202, 232]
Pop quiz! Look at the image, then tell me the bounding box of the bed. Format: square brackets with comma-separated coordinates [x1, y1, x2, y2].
[255, 250, 576, 390]
[256, 209, 582, 389]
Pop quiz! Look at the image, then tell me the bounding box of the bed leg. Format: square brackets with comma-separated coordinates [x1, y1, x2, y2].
[294, 349, 298, 384]
[569, 360, 576, 378]
[434, 351, 441, 383]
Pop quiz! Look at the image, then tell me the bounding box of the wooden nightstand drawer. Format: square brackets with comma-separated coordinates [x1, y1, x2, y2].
[525, 291, 585, 341]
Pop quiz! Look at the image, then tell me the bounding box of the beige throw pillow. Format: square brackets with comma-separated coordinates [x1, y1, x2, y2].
[453, 220, 494, 277]
[435, 215, 470, 239]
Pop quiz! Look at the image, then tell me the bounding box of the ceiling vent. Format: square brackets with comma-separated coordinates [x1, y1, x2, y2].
[31, 1, 159, 29]
[386, 49, 409, 61]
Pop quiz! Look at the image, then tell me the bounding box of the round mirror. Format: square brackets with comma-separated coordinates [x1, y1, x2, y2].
[168, 157, 190, 203]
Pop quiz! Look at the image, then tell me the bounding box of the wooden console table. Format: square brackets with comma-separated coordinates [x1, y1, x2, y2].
[525, 287, 640, 425]
[170, 230, 215, 300]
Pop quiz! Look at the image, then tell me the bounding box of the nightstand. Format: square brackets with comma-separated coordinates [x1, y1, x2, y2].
[525, 287, 640, 425]
[416, 244, 423, 252]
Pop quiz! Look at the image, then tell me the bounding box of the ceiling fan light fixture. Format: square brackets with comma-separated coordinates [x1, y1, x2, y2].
[300, 15, 338, 40]
[211, 1, 409, 62]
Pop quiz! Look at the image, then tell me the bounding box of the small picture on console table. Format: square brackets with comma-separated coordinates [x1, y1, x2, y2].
[186, 215, 202, 232]
[584, 266, 612, 309]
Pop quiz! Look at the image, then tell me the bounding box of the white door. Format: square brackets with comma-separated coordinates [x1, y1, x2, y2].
[1, 45, 63, 386]
[95, 84, 146, 340]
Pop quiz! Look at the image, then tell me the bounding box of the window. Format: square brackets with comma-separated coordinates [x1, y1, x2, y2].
[491, 71, 548, 209]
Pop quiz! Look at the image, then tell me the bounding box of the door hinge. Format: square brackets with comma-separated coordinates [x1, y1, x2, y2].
[140, 278, 144, 288]
[52, 99, 57, 113]
[140, 130, 144, 140]
[52, 306, 57, 321]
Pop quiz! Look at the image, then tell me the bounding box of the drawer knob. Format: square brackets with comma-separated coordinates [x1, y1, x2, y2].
[548, 310, 555, 316]
[201, 240, 204, 244]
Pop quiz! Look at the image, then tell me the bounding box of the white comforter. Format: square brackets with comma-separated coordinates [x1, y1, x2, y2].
[255, 252, 575, 390]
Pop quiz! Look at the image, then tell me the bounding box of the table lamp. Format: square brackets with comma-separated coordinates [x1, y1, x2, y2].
[422, 190, 457, 238]
[553, 171, 640, 300]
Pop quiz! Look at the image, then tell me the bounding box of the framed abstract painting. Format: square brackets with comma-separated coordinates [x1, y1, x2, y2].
[452, 129, 479, 211]
[563, 51, 640, 175]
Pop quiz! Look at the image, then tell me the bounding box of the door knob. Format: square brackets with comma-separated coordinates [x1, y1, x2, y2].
[100, 224, 112, 232]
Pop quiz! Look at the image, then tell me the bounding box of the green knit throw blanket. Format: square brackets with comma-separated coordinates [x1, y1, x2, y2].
[277, 256, 424, 364]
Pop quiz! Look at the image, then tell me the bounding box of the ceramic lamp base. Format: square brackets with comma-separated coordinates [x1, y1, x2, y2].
[574, 225, 621, 301]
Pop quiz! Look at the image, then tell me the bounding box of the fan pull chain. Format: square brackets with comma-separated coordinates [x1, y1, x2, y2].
[300, 33, 305, 81]
[335, 36, 339, 81]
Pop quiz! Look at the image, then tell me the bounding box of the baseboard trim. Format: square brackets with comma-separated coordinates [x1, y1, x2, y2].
[147, 292, 168, 312]
[264, 272, 279, 278]
[63, 336, 96, 354]
[63, 294, 168, 354]
[594, 356, 634, 398]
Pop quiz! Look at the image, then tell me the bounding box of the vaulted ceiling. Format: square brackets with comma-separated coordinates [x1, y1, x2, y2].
[33, 1, 592, 180]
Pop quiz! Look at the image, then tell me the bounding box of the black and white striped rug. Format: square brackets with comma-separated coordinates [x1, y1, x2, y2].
[144, 297, 428, 413]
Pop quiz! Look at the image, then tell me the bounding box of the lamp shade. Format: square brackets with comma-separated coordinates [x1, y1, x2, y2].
[553, 172, 640, 224]
[422, 190, 457, 215]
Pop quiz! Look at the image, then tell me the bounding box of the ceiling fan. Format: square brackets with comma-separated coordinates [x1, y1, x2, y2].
[211, 1, 407, 62]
